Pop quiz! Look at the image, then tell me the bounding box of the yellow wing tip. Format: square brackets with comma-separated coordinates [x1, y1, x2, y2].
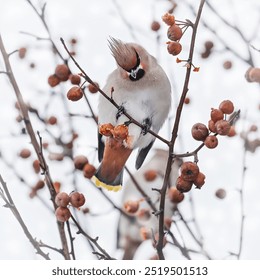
[92, 176, 122, 192]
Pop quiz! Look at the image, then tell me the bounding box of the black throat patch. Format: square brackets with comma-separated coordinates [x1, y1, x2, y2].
[128, 51, 145, 81]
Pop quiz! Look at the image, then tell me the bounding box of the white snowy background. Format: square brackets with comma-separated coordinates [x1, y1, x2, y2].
[0, 0, 260, 260]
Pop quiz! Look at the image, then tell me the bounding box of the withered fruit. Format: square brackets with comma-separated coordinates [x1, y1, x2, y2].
[124, 200, 139, 214]
[176, 176, 193, 193]
[70, 74, 81, 85]
[245, 67, 260, 83]
[180, 161, 200, 182]
[55, 64, 70, 81]
[55, 206, 71, 222]
[32, 159, 41, 174]
[55, 192, 70, 208]
[191, 123, 209, 141]
[88, 82, 99, 94]
[223, 60, 232, 70]
[83, 163, 96, 179]
[19, 148, 31, 159]
[112, 124, 128, 140]
[208, 120, 217, 133]
[33, 180, 45, 190]
[48, 74, 60, 87]
[74, 155, 89, 170]
[151, 21, 161, 31]
[99, 123, 114, 137]
[168, 186, 185, 203]
[219, 100, 234, 115]
[193, 172, 206, 189]
[67, 86, 83, 101]
[144, 169, 158, 182]
[162, 13, 175, 26]
[18, 47, 27, 59]
[47, 116, 57, 125]
[215, 120, 231, 136]
[210, 108, 224, 123]
[167, 41, 182, 56]
[204, 135, 218, 149]
[167, 24, 183, 41]
[215, 188, 226, 199]
[70, 192, 86, 208]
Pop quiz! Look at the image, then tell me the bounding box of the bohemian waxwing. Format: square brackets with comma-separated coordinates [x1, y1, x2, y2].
[92, 38, 171, 191]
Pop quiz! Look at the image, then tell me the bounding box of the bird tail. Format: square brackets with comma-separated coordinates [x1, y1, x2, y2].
[92, 137, 132, 192]
[92, 165, 124, 192]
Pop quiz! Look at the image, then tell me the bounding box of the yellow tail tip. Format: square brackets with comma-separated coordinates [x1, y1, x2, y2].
[92, 176, 122, 192]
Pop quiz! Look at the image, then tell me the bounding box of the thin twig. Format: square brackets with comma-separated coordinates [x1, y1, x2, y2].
[0, 34, 70, 260]
[0, 175, 50, 259]
[156, 0, 206, 260]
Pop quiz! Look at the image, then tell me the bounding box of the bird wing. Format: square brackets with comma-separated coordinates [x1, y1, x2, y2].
[135, 140, 155, 169]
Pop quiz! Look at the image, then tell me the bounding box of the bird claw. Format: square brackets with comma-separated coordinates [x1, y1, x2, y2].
[116, 105, 125, 120]
[141, 118, 152, 135]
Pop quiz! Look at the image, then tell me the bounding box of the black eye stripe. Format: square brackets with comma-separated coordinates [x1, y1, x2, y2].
[129, 68, 145, 81]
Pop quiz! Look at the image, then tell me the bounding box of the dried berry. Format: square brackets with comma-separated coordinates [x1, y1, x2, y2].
[215, 188, 226, 199]
[18, 47, 27, 59]
[67, 86, 83, 101]
[180, 162, 199, 182]
[193, 172, 206, 189]
[88, 83, 99, 94]
[219, 100, 234, 115]
[83, 163, 96, 179]
[245, 67, 260, 83]
[137, 208, 151, 221]
[55, 206, 71, 222]
[223, 60, 232, 70]
[167, 24, 182, 41]
[34, 180, 45, 190]
[55, 192, 70, 208]
[32, 159, 40, 173]
[70, 192, 86, 208]
[48, 74, 60, 87]
[19, 148, 31, 159]
[204, 135, 218, 149]
[55, 64, 70, 81]
[176, 176, 193, 193]
[215, 120, 231, 135]
[112, 124, 128, 140]
[151, 21, 161, 31]
[144, 169, 158, 181]
[210, 108, 224, 123]
[70, 74, 81, 85]
[53, 181, 61, 193]
[184, 97, 190, 104]
[204, 41, 214, 50]
[227, 126, 236, 137]
[168, 186, 184, 203]
[162, 13, 175, 26]
[124, 200, 139, 214]
[74, 155, 89, 170]
[70, 38, 77, 45]
[208, 119, 217, 133]
[167, 41, 182, 56]
[99, 123, 114, 137]
[191, 123, 209, 141]
[140, 227, 151, 240]
[47, 116, 57, 125]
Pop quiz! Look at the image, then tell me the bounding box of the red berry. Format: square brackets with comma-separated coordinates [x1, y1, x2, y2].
[55, 206, 71, 222]
[55, 64, 70, 81]
[70, 192, 85, 208]
[204, 135, 218, 149]
[219, 100, 234, 114]
[180, 162, 199, 182]
[215, 120, 231, 136]
[124, 200, 139, 214]
[67, 86, 83, 101]
[210, 108, 224, 123]
[191, 123, 209, 141]
[176, 176, 193, 193]
[55, 192, 70, 207]
[73, 155, 89, 170]
[168, 186, 185, 203]
[144, 170, 158, 181]
[167, 41, 182, 56]
[83, 164, 96, 179]
[167, 24, 182, 41]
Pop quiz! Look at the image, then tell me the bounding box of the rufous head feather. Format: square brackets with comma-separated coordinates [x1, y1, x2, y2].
[108, 37, 138, 72]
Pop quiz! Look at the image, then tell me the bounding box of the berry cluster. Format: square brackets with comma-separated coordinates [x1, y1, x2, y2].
[162, 13, 183, 56]
[175, 161, 205, 193]
[55, 191, 86, 222]
[99, 123, 129, 142]
[73, 155, 96, 179]
[192, 100, 235, 149]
